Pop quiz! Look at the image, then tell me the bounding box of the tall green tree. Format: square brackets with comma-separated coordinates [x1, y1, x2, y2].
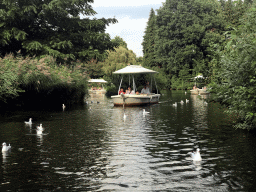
[100, 46, 137, 90]
[111, 36, 128, 49]
[101, 46, 137, 77]
[0, 0, 117, 63]
[212, 2, 256, 130]
[155, 0, 224, 82]
[142, 8, 157, 68]
[219, 0, 252, 28]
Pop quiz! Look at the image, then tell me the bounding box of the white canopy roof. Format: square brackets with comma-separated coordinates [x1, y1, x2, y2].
[88, 79, 107, 83]
[194, 75, 204, 79]
[113, 65, 158, 74]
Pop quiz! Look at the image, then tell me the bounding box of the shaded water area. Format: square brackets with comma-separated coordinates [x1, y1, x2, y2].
[1, 90, 256, 191]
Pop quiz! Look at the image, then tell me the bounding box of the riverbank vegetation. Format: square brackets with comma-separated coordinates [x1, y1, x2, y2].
[141, 0, 255, 130]
[0, 0, 118, 109]
[1, 0, 255, 130]
[208, 2, 256, 130]
[0, 54, 88, 109]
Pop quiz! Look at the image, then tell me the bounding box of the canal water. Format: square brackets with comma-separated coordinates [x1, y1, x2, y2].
[1, 90, 256, 191]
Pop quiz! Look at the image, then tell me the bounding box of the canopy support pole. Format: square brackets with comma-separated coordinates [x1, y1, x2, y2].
[151, 74, 153, 93]
[154, 76, 158, 94]
[118, 75, 123, 95]
[133, 75, 136, 92]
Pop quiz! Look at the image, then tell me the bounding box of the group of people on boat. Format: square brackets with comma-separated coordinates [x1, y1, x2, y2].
[91, 86, 102, 90]
[193, 85, 207, 90]
[119, 83, 151, 95]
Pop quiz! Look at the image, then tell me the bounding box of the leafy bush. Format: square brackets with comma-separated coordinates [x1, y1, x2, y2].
[211, 3, 256, 130]
[105, 85, 118, 97]
[0, 54, 88, 109]
[171, 76, 193, 90]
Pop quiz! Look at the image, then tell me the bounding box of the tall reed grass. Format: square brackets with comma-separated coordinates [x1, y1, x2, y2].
[0, 53, 88, 110]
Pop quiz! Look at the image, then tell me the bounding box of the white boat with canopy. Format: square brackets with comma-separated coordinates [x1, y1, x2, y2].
[111, 65, 161, 106]
[88, 79, 107, 94]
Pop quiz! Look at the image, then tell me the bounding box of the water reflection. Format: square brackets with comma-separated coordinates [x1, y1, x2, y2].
[0, 91, 256, 191]
[2, 150, 11, 164]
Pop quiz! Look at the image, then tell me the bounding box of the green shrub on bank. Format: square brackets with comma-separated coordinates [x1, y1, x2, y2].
[171, 76, 193, 90]
[105, 85, 117, 97]
[209, 3, 256, 130]
[0, 54, 88, 109]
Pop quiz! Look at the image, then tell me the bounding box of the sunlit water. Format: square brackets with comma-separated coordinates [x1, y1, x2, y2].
[1, 91, 256, 191]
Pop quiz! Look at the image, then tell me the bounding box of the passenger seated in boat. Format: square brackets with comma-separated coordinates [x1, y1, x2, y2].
[127, 86, 131, 94]
[119, 88, 125, 95]
[136, 91, 140, 95]
[126, 86, 135, 94]
[141, 85, 150, 94]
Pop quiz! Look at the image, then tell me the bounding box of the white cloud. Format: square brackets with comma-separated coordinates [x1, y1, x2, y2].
[106, 16, 147, 57]
[87, 1, 165, 57]
[91, 0, 164, 8]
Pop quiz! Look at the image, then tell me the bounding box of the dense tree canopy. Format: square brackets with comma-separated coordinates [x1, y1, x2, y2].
[142, 8, 157, 68]
[219, 0, 251, 28]
[211, 2, 256, 130]
[101, 46, 136, 77]
[99, 45, 137, 92]
[0, 0, 117, 63]
[155, 0, 224, 78]
[111, 36, 128, 49]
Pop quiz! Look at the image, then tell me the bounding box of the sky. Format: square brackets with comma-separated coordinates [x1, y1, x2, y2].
[88, 0, 166, 57]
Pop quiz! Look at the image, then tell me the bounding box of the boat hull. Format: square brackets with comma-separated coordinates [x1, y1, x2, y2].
[88, 89, 106, 94]
[111, 94, 160, 106]
[190, 89, 210, 95]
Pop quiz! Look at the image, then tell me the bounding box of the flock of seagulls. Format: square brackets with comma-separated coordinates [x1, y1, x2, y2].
[24, 118, 45, 135]
[172, 99, 190, 107]
[172, 98, 207, 107]
[171, 93, 203, 162]
[2, 99, 204, 163]
[2, 113, 48, 155]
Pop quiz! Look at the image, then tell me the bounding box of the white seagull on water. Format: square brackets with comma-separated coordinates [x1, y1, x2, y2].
[143, 109, 150, 115]
[189, 148, 202, 161]
[25, 118, 32, 125]
[37, 124, 44, 130]
[36, 124, 44, 135]
[2, 142, 11, 152]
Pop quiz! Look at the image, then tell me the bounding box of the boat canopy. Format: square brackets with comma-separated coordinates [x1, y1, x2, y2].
[112, 65, 159, 95]
[88, 79, 107, 83]
[113, 65, 158, 74]
[194, 75, 204, 79]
